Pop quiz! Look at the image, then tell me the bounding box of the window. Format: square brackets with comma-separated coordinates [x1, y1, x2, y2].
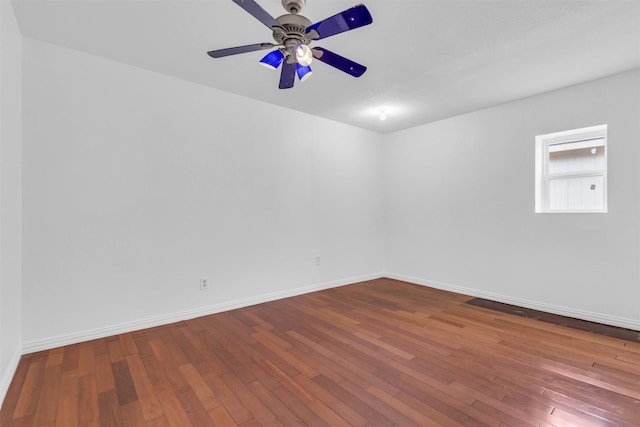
[535, 124, 607, 213]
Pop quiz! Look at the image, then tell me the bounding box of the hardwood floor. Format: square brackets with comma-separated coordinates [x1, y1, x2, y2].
[2, 278, 639, 426]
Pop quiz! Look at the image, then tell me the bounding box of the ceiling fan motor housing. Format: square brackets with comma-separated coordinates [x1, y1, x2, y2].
[274, 13, 312, 62]
[282, 0, 306, 14]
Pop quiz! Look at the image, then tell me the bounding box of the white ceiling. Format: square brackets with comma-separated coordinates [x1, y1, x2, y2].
[11, 0, 640, 134]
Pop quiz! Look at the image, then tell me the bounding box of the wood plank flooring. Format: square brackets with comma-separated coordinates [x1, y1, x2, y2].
[2, 278, 639, 426]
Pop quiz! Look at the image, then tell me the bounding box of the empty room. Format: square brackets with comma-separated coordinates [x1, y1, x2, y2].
[1, 0, 639, 426]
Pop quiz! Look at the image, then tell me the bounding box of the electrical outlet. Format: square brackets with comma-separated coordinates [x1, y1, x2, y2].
[315, 256, 321, 266]
[200, 277, 209, 291]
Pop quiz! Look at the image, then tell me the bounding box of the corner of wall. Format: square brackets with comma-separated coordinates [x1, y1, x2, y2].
[0, 0, 23, 410]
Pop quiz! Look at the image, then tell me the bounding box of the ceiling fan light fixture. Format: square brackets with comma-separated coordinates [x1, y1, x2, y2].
[294, 43, 313, 66]
[207, 1, 373, 89]
[296, 63, 313, 82]
[259, 50, 284, 70]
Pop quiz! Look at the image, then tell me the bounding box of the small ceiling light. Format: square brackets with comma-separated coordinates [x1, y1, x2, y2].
[294, 43, 313, 66]
[296, 63, 312, 82]
[378, 108, 387, 121]
[591, 147, 597, 154]
[259, 50, 284, 70]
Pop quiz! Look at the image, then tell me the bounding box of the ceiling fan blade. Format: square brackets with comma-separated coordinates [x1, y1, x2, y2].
[312, 47, 367, 77]
[279, 61, 296, 89]
[232, 0, 281, 29]
[207, 43, 274, 58]
[306, 4, 372, 41]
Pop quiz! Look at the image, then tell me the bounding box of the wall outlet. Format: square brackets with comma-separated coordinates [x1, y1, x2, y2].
[315, 256, 321, 266]
[200, 277, 209, 291]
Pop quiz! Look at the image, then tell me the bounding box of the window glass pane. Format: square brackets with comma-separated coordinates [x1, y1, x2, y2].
[548, 145, 605, 174]
[549, 175, 604, 211]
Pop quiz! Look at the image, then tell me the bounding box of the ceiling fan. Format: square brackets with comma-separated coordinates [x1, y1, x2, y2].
[207, 0, 373, 89]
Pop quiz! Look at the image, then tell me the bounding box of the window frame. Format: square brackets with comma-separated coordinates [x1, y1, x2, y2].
[535, 124, 608, 213]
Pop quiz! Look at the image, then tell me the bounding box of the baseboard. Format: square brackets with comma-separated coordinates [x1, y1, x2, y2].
[22, 272, 385, 354]
[384, 272, 640, 331]
[0, 348, 21, 409]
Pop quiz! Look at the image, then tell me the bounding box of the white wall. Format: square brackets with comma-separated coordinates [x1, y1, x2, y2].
[21, 39, 385, 350]
[385, 69, 640, 329]
[0, 0, 23, 404]
[14, 26, 640, 363]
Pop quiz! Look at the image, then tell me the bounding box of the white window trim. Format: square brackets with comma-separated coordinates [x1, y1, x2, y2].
[535, 124, 608, 213]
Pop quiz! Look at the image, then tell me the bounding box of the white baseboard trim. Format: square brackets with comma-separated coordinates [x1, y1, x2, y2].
[0, 348, 22, 409]
[22, 272, 385, 354]
[384, 272, 640, 331]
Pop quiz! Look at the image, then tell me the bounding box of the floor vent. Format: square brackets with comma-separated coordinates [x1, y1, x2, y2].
[466, 298, 640, 343]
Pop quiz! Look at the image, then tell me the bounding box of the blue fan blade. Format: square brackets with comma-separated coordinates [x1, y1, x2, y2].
[207, 43, 273, 58]
[232, 0, 280, 29]
[313, 47, 367, 77]
[279, 61, 296, 89]
[306, 4, 373, 40]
